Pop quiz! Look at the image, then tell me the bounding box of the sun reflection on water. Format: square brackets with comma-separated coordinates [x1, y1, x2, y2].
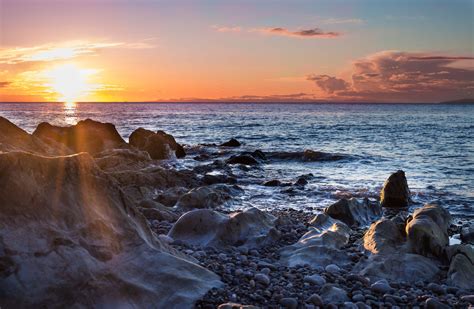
[63, 101, 78, 125]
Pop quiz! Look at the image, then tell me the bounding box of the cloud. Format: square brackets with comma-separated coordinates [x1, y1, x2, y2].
[255, 27, 341, 38]
[0, 81, 11, 88]
[161, 93, 322, 103]
[212, 25, 242, 33]
[307, 51, 474, 102]
[321, 18, 364, 25]
[0, 39, 156, 64]
[306, 75, 350, 94]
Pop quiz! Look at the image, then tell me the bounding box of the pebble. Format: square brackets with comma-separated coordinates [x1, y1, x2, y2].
[343, 302, 358, 309]
[306, 294, 324, 307]
[303, 274, 326, 286]
[427, 282, 445, 295]
[371, 279, 392, 294]
[254, 273, 270, 286]
[325, 264, 341, 274]
[425, 297, 450, 309]
[279, 297, 298, 309]
[461, 295, 474, 304]
[352, 294, 365, 302]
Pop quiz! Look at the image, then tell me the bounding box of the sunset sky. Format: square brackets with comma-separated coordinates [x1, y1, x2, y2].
[0, 0, 473, 103]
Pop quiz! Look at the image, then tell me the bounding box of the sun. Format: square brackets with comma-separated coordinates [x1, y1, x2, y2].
[43, 63, 99, 103]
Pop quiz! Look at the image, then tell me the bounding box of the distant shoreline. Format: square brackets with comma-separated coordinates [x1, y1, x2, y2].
[0, 101, 473, 105]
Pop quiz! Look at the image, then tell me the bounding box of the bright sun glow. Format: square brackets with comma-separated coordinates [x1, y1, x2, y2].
[43, 63, 99, 103]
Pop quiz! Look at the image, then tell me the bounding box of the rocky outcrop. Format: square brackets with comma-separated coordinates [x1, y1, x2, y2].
[0, 151, 221, 307]
[461, 223, 474, 244]
[137, 199, 179, 222]
[406, 204, 451, 258]
[446, 245, 474, 290]
[363, 218, 405, 254]
[324, 198, 382, 227]
[94, 148, 152, 171]
[168, 208, 279, 248]
[279, 214, 351, 268]
[33, 119, 128, 155]
[129, 128, 185, 160]
[226, 154, 259, 165]
[220, 138, 241, 147]
[176, 184, 243, 210]
[302, 149, 347, 162]
[380, 170, 411, 208]
[0, 116, 70, 155]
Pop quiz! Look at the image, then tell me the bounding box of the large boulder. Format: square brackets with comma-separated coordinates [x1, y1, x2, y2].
[324, 197, 382, 227]
[129, 128, 185, 160]
[406, 204, 451, 258]
[94, 148, 152, 171]
[168, 208, 279, 248]
[33, 119, 128, 155]
[176, 184, 243, 210]
[446, 245, 474, 290]
[0, 151, 221, 308]
[279, 214, 351, 268]
[363, 218, 405, 254]
[380, 170, 411, 208]
[0, 116, 70, 155]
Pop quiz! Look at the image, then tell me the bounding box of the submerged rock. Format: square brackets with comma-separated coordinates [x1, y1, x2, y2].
[406, 204, 451, 258]
[168, 207, 279, 248]
[380, 170, 411, 208]
[446, 244, 474, 290]
[226, 154, 259, 165]
[220, 138, 241, 147]
[363, 218, 405, 254]
[129, 127, 185, 160]
[280, 213, 351, 268]
[0, 151, 221, 308]
[303, 149, 347, 162]
[324, 197, 382, 227]
[33, 119, 127, 155]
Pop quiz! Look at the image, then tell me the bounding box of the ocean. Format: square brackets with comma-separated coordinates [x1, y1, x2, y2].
[1, 102, 473, 219]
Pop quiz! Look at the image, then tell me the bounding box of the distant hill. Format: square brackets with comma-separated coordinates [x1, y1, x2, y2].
[440, 98, 474, 104]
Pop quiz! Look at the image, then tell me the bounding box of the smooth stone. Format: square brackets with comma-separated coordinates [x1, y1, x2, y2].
[254, 273, 270, 286]
[425, 298, 450, 309]
[343, 302, 358, 309]
[304, 274, 327, 286]
[461, 295, 474, 304]
[306, 294, 324, 307]
[370, 280, 392, 294]
[325, 264, 341, 274]
[280, 298, 298, 309]
[320, 284, 349, 304]
[352, 294, 365, 302]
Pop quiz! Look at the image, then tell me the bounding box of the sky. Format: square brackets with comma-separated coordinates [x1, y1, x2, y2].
[0, 0, 473, 103]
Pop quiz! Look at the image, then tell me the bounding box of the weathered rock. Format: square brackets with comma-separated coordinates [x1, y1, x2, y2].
[218, 303, 260, 309]
[324, 197, 382, 227]
[0, 116, 70, 155]
[370, 279, 393, 294]
[220, 138, 241, 147]
[129, 127, 185, 160]
[226, 154, 258, 165]
[156, 187, 189, 207]
[380, 170, 410, 208]
[279, 297, 298, 309]
[425, 298, 450, 309]
[94, 148, 152, 171]
[202, 174, 237, 185]
[355, 252, 439, 283]
[303, 149, 347, 162]
[137, 199, 178, 222]
[364, 218, 405, 254]
[446, 244, 474, 290]
[168, 207, 279, 248]
[406, 204, 451, 258]
[306, 294, 324, 307]
[33, 119, 127, 155]
[176, 184, 242, 209]
[461, 223, 474, 244]
[263, 179, 281, 187]
[320, 284, 349, 304]
[0, 151, 221, 308]
[280, 214, 351, 268]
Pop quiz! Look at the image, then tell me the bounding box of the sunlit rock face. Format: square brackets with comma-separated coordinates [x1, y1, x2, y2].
[168, 208, 279, 248]
[380, 170, 411, 208]
[363, 218, 405, 254]
[33, 119, 128, 155]
[0, 151, 221, 308]
[324, 197, 382, 227]
[129, 128, 186, 160]
[0, 116, 70, 155]
[406, 204, 451, 258]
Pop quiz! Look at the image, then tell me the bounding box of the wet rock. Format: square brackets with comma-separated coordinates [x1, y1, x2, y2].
[220, 138, 241, 147]
[295, 177, 308, 186]
[460, 223, 474, 244]
[0, 116, 70, 155]
[129, 127, 185, 160]
[156, 187, 189, 207]
[303, 149, 346, 162]
[380, 170, 410, 208]
[324, 198, 381, 227]
[137, 199, 178, 222]
[355, 252, 439, 283]
[168, 207, 279, 248]
[262, 179, 281, 187]
[406, 204, 451, 258]
[446, 244, 474, 290]
[279, 297, 298, 309]
[0, 151, 221, 307]
[364, 218, 404, 254]
[280, 214, 351, 268]
[320, 284, 349, 304]
[202, 174, 237, 185]
[176, 184, 242, 209]
[33, 119, 127, 155]
[425, 297, 450, 309]
[370, 279, 393, 294]
[226, 154, 259, 165]
[304, 274, 326, 286]
[254, 273, 270, 286]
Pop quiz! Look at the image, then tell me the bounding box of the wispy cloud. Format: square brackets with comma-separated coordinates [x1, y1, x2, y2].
[321, 18, 365, 25]
[0, 81, 11, 88]
[213, 25, 341, 38]
[0, 39, 157, 64]
[212, 25, 242, 33]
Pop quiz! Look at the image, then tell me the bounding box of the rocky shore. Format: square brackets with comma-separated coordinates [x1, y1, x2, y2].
[0, 116, 472, 308]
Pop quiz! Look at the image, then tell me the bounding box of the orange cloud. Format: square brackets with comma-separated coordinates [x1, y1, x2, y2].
[254, 27, 341, 38]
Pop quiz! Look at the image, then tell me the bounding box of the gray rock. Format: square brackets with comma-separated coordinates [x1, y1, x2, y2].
[324, 197, 381, 227]
[352, 294, 365, 302]
[446, 244, 474, 290]
[254, 273, 270, 286]
[306, 294, 324, 307]
[129, 127, 185, 159]
[218, 303, 260, 309]
[168, 207, 279, 248]
[380, 170, 410, 208]
[304, 274, 326, 286]
[363, 218, 404, 254]
[280, 297, 298, 309]
[425, 297, 450, 309]
[461, 223, 474, 244]
[406, 204, 451, 258]
[325, 264, 341, 274]
[320, 284, 349, 304]
[343, 302, 358, 309]
[461, 295, 474, 304]
[370, 280, 392, 294]
[176, 185, 242, 209]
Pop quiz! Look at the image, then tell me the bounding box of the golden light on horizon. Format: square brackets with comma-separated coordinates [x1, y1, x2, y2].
[43, 63, 99, 103]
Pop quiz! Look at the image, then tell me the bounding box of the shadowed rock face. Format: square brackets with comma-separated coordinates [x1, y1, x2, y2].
[129, 128, 186, 160]
[446, 245, 474, 290]
[33, 119, 128, 155]
[406, 204, 451, 258]
[168, 208, 279, 248]
[380, 170, 411, 208]
[363, 218, 405, 254]
[324, 197, 382, 227]
[0, 151, 221, 308]
[0, 116, 70, 155]
[176, 184, 243, 210]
